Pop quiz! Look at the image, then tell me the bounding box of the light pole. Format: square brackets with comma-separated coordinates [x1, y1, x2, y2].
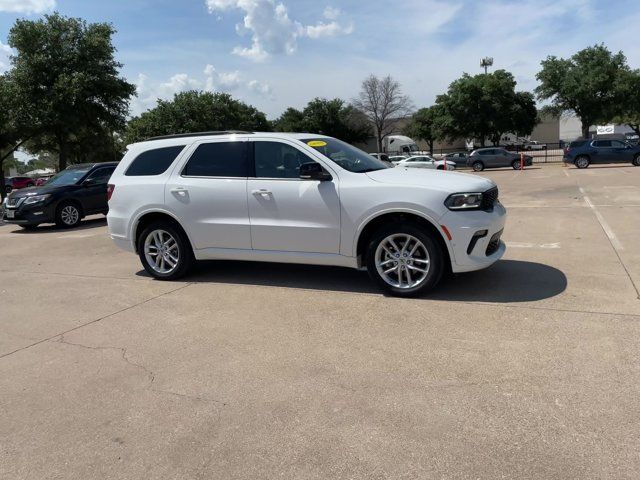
[480, 57, 493, 74]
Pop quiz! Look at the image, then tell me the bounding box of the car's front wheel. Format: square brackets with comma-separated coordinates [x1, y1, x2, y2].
[575, 156, 590, 169]
[138, 222, 193, 280]
[633, 154, 640, 167]
[366, 224, 444, 297]
[55, 202, 81, 228]
[472, 161, 484, 172]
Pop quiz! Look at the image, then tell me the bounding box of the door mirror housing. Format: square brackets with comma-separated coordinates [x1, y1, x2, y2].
[299, 162, 332, 181]
[82, 179, 95, 187]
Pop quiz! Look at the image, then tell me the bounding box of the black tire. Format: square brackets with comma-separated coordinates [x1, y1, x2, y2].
[436, 166, 444, 170]
[472, 161, 484, 172]
[365, 223, 445, 297]
[575, 155, 590, 169]
[511, 159, 521, 170]
[137, 221, 193, 280]
[55, 201, 82, 228]
[633, 154, 640, 167]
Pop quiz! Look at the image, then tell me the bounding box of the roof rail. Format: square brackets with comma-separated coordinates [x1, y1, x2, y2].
[144, 131, 253, 141]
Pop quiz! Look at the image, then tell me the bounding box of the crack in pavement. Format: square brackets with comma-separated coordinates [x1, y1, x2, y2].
[54, 335, 227, 406]
[0, 283, 193, 360]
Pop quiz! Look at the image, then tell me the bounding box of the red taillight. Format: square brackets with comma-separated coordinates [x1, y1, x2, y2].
[107, 184, 115, 201]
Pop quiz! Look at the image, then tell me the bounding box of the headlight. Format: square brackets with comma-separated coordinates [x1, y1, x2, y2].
[444, 192, 483, 210]
[23, 194, 50, 205]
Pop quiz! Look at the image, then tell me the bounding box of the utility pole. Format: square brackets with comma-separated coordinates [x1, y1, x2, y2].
[480, 57, 493, 74]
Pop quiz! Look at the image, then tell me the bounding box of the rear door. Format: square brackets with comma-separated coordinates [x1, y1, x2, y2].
[610, 140, 630, 162]
[247, 138, 341, 253]
[165, 138, 251, 250]
[591, 140, 611, 163]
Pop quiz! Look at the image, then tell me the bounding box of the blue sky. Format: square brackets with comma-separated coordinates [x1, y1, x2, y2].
[0, 0, 638, 120]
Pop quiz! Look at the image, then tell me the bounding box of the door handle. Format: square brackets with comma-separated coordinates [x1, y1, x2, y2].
[171, 187, 188, 197]
[252, 189, 272, 196]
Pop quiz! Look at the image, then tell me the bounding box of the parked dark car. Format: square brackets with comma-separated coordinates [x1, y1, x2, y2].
[3, 162, 117, 229]
[4, 176, 35, 193]
[563, 139, 640, 168]
[441, 152, 469, 167]
[467, 148, 533, 171]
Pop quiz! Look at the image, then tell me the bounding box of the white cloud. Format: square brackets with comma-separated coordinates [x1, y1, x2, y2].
[0, 41, 13, 73]
[0, 0, 55, 14]
[206, 0, 353, 61]
[130, 67, 274, 116]
[323, 6, 341, 21]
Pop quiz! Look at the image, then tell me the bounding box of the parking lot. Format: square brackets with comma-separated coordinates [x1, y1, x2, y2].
[1, 163, 640, 479]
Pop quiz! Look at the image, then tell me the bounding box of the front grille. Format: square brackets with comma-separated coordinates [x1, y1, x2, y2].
[481, 187, 499, 211]
[485, 229, 503, 256]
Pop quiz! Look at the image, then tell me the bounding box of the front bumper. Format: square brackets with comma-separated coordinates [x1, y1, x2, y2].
[3, 200, 56, 225]
[440, 201, 507, 273]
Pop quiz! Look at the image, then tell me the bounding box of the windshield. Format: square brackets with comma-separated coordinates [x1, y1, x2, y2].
[301, 137, 390, 173]
[46, 167, 90, 186]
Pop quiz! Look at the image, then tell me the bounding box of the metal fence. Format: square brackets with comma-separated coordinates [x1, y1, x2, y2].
[430, 142, 566, 163]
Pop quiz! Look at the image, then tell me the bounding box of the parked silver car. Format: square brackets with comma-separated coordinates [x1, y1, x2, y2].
[467, 148, 533, 171]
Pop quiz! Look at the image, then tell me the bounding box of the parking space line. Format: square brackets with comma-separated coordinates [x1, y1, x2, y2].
[579, 187, 624, 251]
[506, 242, 560, 249]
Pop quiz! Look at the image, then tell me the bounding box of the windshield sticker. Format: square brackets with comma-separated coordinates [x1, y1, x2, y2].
[307, 140, 327, 147]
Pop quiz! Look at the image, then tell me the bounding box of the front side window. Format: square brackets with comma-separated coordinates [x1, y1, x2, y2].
[183, 141, 249, 177]
[126, 145, 185, 176]
[86, 167, 115, 185]
[253, 141, 316, 179]
[594, 140, 612, 147]
[611, 140, 627, 148]
[302, 137, 389, 173]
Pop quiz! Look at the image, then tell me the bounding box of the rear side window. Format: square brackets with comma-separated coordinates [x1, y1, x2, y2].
[570, 141, 586, 148]
[593, 140, 612, 147]
[183, 142, 249, 177]
[125, 145, 185, 176]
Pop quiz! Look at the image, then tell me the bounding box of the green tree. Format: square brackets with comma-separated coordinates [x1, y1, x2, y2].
[125, 91, 270, 144]
[434, 70, 537, 146]
[274, 98, 371, 144]
[536, 44, 631, 138]
[613, 70, 640, 135]
[402, 106, 443, 154]
[8, 13, 135, 171]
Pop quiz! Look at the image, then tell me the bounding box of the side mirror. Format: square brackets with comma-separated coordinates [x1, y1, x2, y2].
[82, 179, 93, 187]
[299, 162, 332, 181]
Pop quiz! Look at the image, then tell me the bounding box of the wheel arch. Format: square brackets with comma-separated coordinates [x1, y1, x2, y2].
[133, 210, 193, 254]
[354, 211, 452, 270]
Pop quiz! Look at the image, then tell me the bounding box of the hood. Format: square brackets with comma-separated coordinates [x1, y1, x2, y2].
[7, 184, 77, 199]
[366, 167, 495, 193]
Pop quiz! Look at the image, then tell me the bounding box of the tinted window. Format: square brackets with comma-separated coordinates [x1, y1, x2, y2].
[478, 150, 492, 156]
[183, 142, 248, 177]
[126, 145, 185, 176]
[86, 166, 115, 184]
[570, 141, 586, 148]
[254, 142, 316, 179]
[611, 140, 627, 148]
[594, 140, 612, 147]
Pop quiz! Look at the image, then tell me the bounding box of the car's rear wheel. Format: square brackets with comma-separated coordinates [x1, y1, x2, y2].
[472, 161, 484, 172]
[138, 222, 193, 280]
[633, 154, 640, 166]
[511, 159, 522, 170]
[365, 223, 444, 297]
[55, 202, 81, 228]
[575, 156, 590, 169]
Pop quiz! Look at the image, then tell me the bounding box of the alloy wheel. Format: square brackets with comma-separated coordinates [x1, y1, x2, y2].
[61, 205, 79, 226]
[144, 229, 180, 274]
[375, 233, 430, 289]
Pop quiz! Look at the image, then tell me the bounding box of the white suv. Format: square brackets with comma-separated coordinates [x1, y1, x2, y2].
[107, 132, 506, 296]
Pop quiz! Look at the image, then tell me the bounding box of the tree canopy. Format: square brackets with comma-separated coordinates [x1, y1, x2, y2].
[8, 13, 135, 170]
[273, 97, 371, 144]
[433, 69, 537, 146]
[536, 44, 631, 138]
[125, 91, 271, 144]
[403, 106, 443, 154]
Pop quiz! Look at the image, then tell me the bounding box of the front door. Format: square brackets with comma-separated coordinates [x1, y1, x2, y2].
[247, 139, 341, 254]
[165, 139, 251, 250]
[79, 166, 116, 213]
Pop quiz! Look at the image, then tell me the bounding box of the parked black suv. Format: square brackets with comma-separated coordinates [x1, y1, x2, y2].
[3, 162, 117, 229]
